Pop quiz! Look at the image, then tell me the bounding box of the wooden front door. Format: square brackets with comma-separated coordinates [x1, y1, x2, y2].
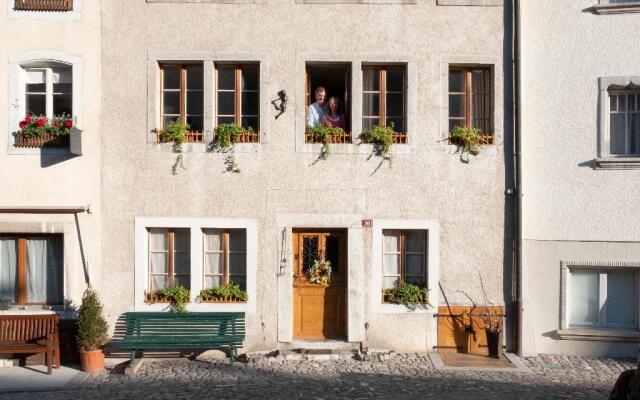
[293, 230, 347, 340]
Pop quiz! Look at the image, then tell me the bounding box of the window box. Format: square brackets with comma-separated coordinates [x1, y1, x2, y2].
[14, 132, 69, 148]
[198, 295, 246, 304]
[156, 130, 205, 144]
[305, 130, 352, 144]
[144, 290, 191, 304]
[361, 131, 407, 145]
[14, 0, 73, 12]
[213, 130, 260, 144]
[381, 288, 428, 304]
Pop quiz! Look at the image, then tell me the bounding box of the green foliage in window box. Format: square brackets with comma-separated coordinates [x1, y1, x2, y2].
[17, 114, 74, 138]
[308, 124, 345, 160]
[211, 123, 253, 173]
[383, 282, 431, 309]
[76, 287, 109, 352]
[449, 126, 482, 163]
[198, 283, 248, 302]
[158, 284, 190, 313]
[359, 124, 394, 167]
[157, 119, 189, 174]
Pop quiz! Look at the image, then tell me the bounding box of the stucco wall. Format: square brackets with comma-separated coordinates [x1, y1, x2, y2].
[101, 0, 509, 351]
[0, 2, 101, 308]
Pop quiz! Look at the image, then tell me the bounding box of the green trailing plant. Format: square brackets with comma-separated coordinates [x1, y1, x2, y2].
[158, 284, 190, 313]
[307, 259, 332, 285]
[157, 119, 189, 174]
[212, 123, 252, 173]
[76, 287, 109, 352]
[198, 283, 248, 302]
[359, 124, 394, 166]
[383, 282, 431, 309]
[449, 126, 482, 163]
[308, 124, 345, 160]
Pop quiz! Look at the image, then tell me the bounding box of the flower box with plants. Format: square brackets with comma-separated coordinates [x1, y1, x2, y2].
[76, 287, 109, 373]
[305, 125, 348, 160]
[197, 283, 248, 303]
[14, 115, 74, 148]
[144, 285, 191, 313]
[210, 123, 257, 172]
[382, 282, 431, 309]
[448, 126, 492, 163]
[359, 124, 402, 167]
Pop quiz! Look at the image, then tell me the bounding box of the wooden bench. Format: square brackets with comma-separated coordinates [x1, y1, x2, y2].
[0, 314, 61, 374]
[118, 312, 245, 365]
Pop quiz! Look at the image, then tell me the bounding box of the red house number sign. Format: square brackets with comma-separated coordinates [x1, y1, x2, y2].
[361, 219, 373, 228]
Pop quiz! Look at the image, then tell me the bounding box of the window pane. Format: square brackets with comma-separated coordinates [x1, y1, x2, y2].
[163, 115, 179, 128]
[619, 95, 627, 112]
[26, 83, 46, 93]
[229, 230, 246, 252]
[25, 69, 45, 85]
[449, 119, 464, 132]
[174, 275, 190, 289]
[229, 253, 246, 275]
[0, 238, 17, 302]
[570, 271, 599, 325]
[406, 231, 425, 252]
[363, 68, 379, 91]
[26, 94, 46, 116]
[53, 83, 72, 94]
[187, 65, 203, 90]
[186, 91, 203, 116]
[204, 231, 222, 251]
[449, 70, 464, 93]
[606, 272, 637, 325]
[229, 275, 246, 290]
[386, 93, 404, 117]
[149, 230, 167, 250]
[186, 116, 203, 132]
[386, 69, 404, 92]
[363, 93, 379, 117]
[26, 237, 63, 304]
[449, 95, 464, 118]
[241, 92, 259, 116]
[610, 113, 626, 155]
[383, 232, 399, 252]
[405, 254, 424, 276]
[383, 254, 400, 275]
[302, 236, 319, 272]
[218, 91, 235, 116]
[629, 94, 636, 112]
[217, 68, 235, 91]
[53, 93, 72, 116]
[610, 95, 617, 112]
[406, 275, 425, 286]
[173, 229, 190, 252]
[629, 113, 640, 155]
[383, 277, 399, 289]
[362, 118, 379, 131]
[218, 116, 235, 125]
[52, 68, 71, 84]
[241, 117, 259, 131]
[150, 253, 167, 274]
[205, 253, 223, 275]
[163, 92, 181, 115]
[205, 276, 223, 288]
[162, 66, 180, 90]
[386, 118, 404, 133]
[174, 253, 190, 274]
[242, 68, 259, 91]
[151, 275, 169, 291]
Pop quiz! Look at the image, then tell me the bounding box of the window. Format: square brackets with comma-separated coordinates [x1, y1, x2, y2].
[160, 64, 204, 142]
[0, 235, 63, 305]
[608, 89, 640, 156]
[362, 65, 407, 143]
[448, 67, 493, 144]
[382, 230, 427, 289]
[216, 64, 260, 143]
[305, 63, 352, 143]
[203, 229, 247, 290]
[147, 228, 190, 291]
[570, 270, 638, 329]
[14, 0, 73, 11]
[23, 63, 72, 118]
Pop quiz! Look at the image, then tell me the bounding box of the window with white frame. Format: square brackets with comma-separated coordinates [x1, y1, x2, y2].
[203, 229, 247, 290]
[569, 269, 638, 329]
[382, 230, 427, 289]
[147, 228, 191, 291]
[23, 62, 72, 118]
[608, 89, 640, 156]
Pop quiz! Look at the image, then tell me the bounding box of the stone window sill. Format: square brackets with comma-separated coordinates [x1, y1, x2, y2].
[296, 0, 416, 3]
[593, 2, 640, 14]
[595, 157, 640, 169]
[557, 329, 640, 342]
[146, 0, 262, 3]
[437, 0, 502, 6]
[151, 142, 263, 154]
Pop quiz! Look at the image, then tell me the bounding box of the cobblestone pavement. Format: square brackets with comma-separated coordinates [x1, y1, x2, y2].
[0, 353, 635, 400]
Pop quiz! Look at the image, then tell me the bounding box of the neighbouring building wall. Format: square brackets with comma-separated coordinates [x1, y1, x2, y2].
[101, 0, 510, 352]
[0, 1, 101, 311]
[521, 0, 640, 357]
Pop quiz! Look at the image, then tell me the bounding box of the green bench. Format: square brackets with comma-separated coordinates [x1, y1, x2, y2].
[118, 312, 245, 365]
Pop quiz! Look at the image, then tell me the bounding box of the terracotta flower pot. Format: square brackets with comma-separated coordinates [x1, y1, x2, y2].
[79, 349, 105, 372]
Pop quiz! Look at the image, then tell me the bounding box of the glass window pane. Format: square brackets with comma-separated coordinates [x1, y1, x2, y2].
[229, 230, 246, 252]
[186, 116, 203, 132]
[386, 118, 403, 133]
[217, 68, 235, 91]
[363, 68, 379, 91]
[449, 119, 464, 132]
[163, 91, 181, 115]
[386, 69, 404, 92]
[205, 253, 223, 275]
[383, 277, 399, 289]
[53, 93, 72, 116]
[241, 117, 259, 132]
[26, 83, 46, 93]
[218, 91, 235, 116]
[229, 253, 246, 275]
[406, 231, 425, 252]
[205, 276, 223, 288]
[606, 272, 637, 325]
[186, 65, 203, 90]
[630, 113, 640, 155]
[610, 95, 618, 112]
[449, 70, 465, 93]
[242, 67, 259, 91]
[363, 93, 379, 117]
[383, 254, 400, 275]
[162, 66, 180, 90]
[53, 83, 72, 94]
[52, 68, 72, 84]
[362, 118, 379, 131]
[386, 93, 404, 117]
[186, 91, 203, 116]
[174, 275, 190, 289]
[629, 94, 636, 112]
[150, 253, 167, 274]
[241, 92, 259, 116]
[218, 116, 235, 125]
[383, 233, 399, 252]
[449, 95, 464, 118]
[610, 113, 626, 155]
[163, 116, 179, 129]
[174, 253, 190, 274]
[25, 69, 45, 84]
[405, 254, 424, 276]
[406, 275, 425, 286]
[26, 237, 63, 304]
[570, 271, 600, 325]
[204, 231, 222, 251]
[619, 95, 627, 112]
[173, 229, 190, 252]
[151, 275, 169, 291]
[229, 275, 246, 291]
[149, 230, 167, 251]
[26, 94, 46, 116]
[0, 238, 17, 302]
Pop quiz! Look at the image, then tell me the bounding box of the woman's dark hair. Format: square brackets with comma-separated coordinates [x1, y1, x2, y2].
[327, 96, 342, 114]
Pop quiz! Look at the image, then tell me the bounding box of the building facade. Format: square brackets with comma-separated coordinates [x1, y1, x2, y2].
[520, 0, 640, 357]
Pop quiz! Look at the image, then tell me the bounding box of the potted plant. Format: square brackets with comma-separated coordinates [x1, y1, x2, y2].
[307, 259, 332, 285]
[76, 287, 109, 372]
[0, 297, 11, 310]
[14, 114, 74, 148]
[479, 308, 502, 359]
[449, 126, 482, 163]
[211, 123, 255, 172]
[156, 284, 190, 313]
[382, 282, 431, 310]
[157, 119, 190, 175]
[306, 125, 345, 160]
[359, 124, 394, 167]
[198, 283, 248, 303]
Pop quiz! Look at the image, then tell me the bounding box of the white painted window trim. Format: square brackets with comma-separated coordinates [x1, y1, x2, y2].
[134, 217, 257, 313]
[147, 51, 270, 154]
[147, 0, 264, 4]
[437, 0, 502, 6]
[439, 55, 502, 157]
[295, 54, 417, 155]
[7, 0, 81, 20]
[559, 261, 640, 342]
[594, 0, 640, 14]
[596, 76, 640, 169]
[7, 51, 82, 155]
[370, 219, 440, 315]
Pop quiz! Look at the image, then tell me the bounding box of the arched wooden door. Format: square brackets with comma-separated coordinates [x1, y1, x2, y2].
[293, 230, 347, 340]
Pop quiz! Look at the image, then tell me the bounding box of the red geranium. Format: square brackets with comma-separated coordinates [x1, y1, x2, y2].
[36, 118, 46, 127]
[24, 116, 32, 123]
[19, 121, 27, 129]
[53, 121, 60, 128]
[64, 120, 73, 128]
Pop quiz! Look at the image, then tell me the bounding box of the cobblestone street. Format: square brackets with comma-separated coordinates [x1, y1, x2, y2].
[0, 353, 634, 400]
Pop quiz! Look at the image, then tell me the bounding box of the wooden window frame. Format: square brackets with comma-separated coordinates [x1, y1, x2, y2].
[147, 228, 190, 293]
[215, 64, 260, 143]
[159, 63, 204, 143]
[0, 234, 63, 306]
[362, 65, 407, 144]
[448, 67, 493, 144]
[381, 230, 427, 290]
[203, 229, 247, 289]
[14, 0, 73, 12]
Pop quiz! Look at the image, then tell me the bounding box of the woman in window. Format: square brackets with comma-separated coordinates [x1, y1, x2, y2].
[322, 97, 345, 129]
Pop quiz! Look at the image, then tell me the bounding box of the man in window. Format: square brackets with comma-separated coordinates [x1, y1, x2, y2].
[307, 86, 327, 127]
